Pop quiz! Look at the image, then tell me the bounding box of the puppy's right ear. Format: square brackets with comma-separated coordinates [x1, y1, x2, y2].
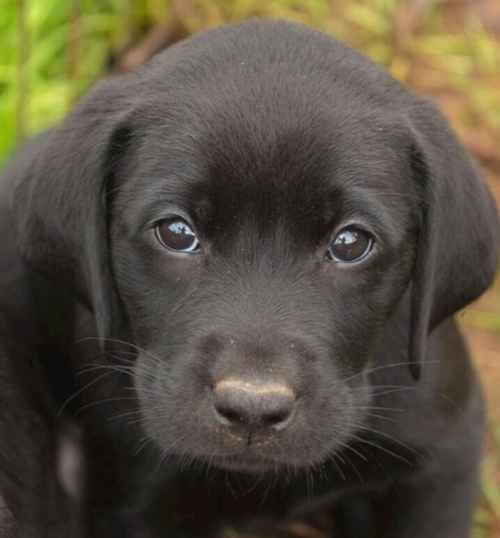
[9, 75, 135, 343]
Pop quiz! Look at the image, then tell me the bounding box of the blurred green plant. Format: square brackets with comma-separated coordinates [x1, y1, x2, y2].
[2, 0, 500, 163]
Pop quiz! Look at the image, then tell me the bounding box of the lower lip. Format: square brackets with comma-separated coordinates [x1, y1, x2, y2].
[207, 455, 279, 473]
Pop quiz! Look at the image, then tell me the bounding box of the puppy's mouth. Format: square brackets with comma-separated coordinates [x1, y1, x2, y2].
[194, 435, 324, 473]
[200, 452, 286, 474]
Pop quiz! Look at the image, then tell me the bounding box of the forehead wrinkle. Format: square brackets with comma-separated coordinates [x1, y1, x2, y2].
[116, 95, 415, 243]
[207, 209, 309, 269]
[113, 136, 213, 233]
[334, 183, 416, 246]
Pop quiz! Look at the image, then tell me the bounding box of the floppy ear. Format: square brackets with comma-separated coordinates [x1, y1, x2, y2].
[11, 76, 133, 343]
[407, 98, 499, 379]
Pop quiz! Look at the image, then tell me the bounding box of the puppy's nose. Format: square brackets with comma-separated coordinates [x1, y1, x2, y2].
[213, 378, 296, 431]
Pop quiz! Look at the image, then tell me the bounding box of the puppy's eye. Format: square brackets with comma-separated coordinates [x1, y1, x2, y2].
[327, 227, 373, 263]
[155, 217, 200, 253]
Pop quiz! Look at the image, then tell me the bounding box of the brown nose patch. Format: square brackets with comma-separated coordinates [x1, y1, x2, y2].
[214, 378, 296, 399]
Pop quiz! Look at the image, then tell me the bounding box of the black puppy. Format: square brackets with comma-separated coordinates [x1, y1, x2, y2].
[2, 19, 498, 538]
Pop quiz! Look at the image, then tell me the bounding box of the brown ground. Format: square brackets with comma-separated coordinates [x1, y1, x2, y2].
[462, 175, 500, 423]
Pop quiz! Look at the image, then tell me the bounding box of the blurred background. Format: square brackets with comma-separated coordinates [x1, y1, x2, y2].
[1, 0, 499, 536]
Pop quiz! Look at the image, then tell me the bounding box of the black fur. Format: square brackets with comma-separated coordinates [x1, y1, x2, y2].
[1, 20, 498, 538]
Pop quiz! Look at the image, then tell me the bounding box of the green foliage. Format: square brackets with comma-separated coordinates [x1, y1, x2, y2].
[2, 0, 500, 164]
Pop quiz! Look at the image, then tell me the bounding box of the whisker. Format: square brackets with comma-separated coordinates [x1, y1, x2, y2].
[330, 453, 346, 481]
[350, 384, 408, 391]
[349, 434, 413, 466]
[57, 371, 113, 417]
[75, 336, 167, 366]
[369, 387, 420, 398]
[335, 446, 365, 482]
[75, 395, 140, 417]
[134, 435, 154, 458]
[77, 363, 136, 377]
[339, 442, 368, 463]
[350, 423, 423, 458]
[342, 359, 440, 384]
[362, 412, 397, 423]
[348, 405, 405, 412]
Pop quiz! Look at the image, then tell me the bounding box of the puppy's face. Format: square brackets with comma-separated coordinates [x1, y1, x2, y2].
[10, 21, 497, 477]
[109, 73, 420, 473]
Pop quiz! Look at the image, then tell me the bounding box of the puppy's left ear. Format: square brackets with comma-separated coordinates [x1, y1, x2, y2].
[10, 76, 133, 343]
[407, 98, 499, 380]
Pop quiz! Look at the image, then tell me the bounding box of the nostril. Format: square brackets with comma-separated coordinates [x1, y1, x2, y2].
[213, 402, 245, 427]
[261, 409, 292, 429]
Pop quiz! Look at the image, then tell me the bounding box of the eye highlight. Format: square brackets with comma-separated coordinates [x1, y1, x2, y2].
[155, 217, 201, 253]
[326, 227, 373, 263]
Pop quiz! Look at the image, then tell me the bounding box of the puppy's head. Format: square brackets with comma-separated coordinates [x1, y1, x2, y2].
[13, 21, 498, 472]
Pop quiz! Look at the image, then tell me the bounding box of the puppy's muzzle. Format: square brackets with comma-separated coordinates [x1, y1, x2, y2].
[213, 378, 296, 432]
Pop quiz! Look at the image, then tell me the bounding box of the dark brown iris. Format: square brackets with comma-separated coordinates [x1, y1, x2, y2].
[327, 227, 373, 262]
[155, 217, 200, 252]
